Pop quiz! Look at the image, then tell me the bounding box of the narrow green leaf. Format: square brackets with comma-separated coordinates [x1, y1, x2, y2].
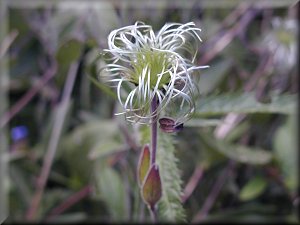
[239, 176, 268, 201]
[223, 145, 272, 165]
[184, 118, 221, 127]
[62, 120, 119, 152]
[56, 39, 82, 65]
[201, 133, 272, 165]
[195, 93, 296, 117]
[55, 40, 82, 85]
[88, 75, 117, 99]
[273, 114, 297, 192]
[88, 140, 125, 160]
[223, 121, 250, 143]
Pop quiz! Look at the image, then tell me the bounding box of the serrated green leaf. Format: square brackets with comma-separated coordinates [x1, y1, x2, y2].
[195, 93, 296, 117]
[156, 132, 186, 222]
[239, 176, 268, 201]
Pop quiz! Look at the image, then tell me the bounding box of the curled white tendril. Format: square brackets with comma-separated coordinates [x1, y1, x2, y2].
[100, 21, 209, 124]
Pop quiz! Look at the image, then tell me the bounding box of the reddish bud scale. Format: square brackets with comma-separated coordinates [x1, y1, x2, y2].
[159, 117, 184, 133]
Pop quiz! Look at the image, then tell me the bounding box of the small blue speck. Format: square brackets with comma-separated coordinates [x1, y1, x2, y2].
[11, 125, 28, 142]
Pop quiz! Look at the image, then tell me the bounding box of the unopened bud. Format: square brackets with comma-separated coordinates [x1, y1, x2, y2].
[137, 144, 151, 186]
[142, 164, 162, 208]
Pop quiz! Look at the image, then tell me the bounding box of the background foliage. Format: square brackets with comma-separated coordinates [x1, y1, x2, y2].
[1, 0, 298, 223]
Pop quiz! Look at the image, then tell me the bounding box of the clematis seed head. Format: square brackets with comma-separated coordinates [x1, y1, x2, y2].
[100, 21, 208, 124]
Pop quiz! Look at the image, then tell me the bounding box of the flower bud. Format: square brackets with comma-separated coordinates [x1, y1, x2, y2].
[137, 144, 151, 186]
[141, 164, 162, 209]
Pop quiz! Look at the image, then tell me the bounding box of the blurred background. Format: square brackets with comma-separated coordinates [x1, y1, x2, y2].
[0, 0, 298, 223]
